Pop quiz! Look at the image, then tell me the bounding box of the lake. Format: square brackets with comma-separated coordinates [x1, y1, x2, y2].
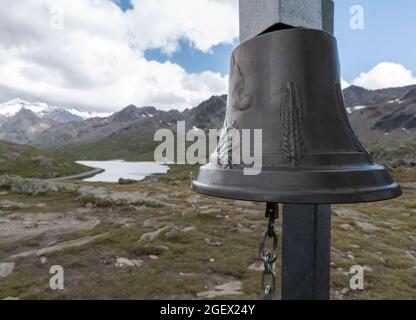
[76, 160, 169, 183]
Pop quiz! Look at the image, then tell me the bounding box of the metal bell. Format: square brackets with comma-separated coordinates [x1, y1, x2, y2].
[192, 28, 401, 204]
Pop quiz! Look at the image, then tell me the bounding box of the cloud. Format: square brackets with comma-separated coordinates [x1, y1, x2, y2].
[341, 78, 350, 90]
[353, 62, 416, 90]
[126, 0, 239, 54]
[0, 0, 238, 112]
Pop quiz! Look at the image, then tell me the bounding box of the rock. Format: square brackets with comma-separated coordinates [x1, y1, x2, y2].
[340, 288, 349, 295]
[350, 244, 361, 249]
[409, 236, 416, 242]
[0, 191, 8, 196]
[165, 228, 180, 240]
[179, 272, 195, 277]
[405, 250, 416, 261]
[148, 255, 159, 261]
[171, 191, 182, 197]
[200, 208, 221, 215]
[186, 196, 200, 204]
[182, 226, 197, 233]
[248, 261, 264, 272]
[85, 203, 95, 209]
[2, 297, 20, 300]
[347, 255, 355, 260]
[0, 175, 78, 195]
[139, 226, 172, 242]
[334, 208, 368, 221]
[339, 223, 353, 231]
[205, 238, 222, 247]
[154, 245, 170, 253]
[116, 258, 135, 268]
[363, 265, 373, 272]
[0, 200, 30, 210]
[118, 178, 138, 185]
[331, 247, 343, 259]
[9, 233, 109, 259]
[22, 219, 37, 229]
[355, 221, 379, 232]
[116, 257, 143, 268]
[197, 281, 243, 298]
[0, 262, 15, 278]
[40, 256, 48, 265]
[209, 258, 215, 263]
[142, 218, 160, 228]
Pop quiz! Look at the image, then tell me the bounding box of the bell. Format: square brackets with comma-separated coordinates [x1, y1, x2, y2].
[192, 28, 401, 204]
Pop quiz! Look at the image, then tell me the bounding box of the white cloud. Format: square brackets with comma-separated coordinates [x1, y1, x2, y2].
[0, 0, 238, 112]
[352, 62, 416, 90]
[341, 78, 350, 90]
[126, 0, 239, 54]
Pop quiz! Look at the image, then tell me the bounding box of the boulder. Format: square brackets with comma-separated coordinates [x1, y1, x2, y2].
[139, 226, 173, 242]
[0, 262, 15, 278]
[118, 178, 138, 185]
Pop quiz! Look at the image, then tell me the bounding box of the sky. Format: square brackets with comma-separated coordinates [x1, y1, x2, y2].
[0, 0, 415, 112]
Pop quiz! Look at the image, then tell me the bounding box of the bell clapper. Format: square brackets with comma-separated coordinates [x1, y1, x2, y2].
[259, 203, 279, 300]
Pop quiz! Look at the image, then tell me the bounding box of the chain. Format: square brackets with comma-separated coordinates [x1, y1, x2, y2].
[259, 203, 279, 300]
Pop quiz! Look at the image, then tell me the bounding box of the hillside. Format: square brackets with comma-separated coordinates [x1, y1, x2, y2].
[345, 85, 416, 145]
[0, 140, 90, 178]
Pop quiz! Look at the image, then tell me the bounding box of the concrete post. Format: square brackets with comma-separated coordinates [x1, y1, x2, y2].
[239, 0, 334, 42]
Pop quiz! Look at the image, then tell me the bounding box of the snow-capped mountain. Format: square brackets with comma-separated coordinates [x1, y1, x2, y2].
[0, 99, 113, 144]
[0, 99, 112, 122]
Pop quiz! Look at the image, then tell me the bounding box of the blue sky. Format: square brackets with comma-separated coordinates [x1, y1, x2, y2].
[116, 0, 416, 83]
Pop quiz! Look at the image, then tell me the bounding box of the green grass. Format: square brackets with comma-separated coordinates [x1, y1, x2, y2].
[0, 140, 91, 178]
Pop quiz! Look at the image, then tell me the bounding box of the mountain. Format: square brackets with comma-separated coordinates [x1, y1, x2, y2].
[0, 99, 112, 121]
[182, 95, 227, 130]
[38, 97, 227, 161]
[1, 85, 416, 164]
[0, 140, 90, 178]
[344, 85, 416, 144]
[0, 99, 112, 144]
[0, 109, 56, 144]
[34, 104, 182, 148]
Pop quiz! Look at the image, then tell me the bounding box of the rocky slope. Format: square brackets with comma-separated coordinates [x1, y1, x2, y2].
[345, 85, 416, 145]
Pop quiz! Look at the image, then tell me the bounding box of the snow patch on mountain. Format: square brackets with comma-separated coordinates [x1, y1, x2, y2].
[0, 99, 112, 120]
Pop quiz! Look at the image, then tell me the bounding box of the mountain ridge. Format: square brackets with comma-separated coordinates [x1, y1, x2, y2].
[0, 84, 415, 162]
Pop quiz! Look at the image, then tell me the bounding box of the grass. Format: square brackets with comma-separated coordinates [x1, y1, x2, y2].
[0, 140, 91, 178]
[0, 165, 415, 300]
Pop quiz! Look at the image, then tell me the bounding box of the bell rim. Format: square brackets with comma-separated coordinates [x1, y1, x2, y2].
[192, 180, 402, 204]
[192, 164, 402, 204]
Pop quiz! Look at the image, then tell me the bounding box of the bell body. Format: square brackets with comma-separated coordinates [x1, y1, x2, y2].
[192, 28, 401, 204]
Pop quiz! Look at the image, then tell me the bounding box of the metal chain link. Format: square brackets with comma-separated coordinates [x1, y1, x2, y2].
[259, 203, 279, 300]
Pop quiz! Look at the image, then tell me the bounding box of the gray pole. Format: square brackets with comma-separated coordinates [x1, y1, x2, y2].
[239, 0, 334, 300]
[281, 204, 331, 300]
